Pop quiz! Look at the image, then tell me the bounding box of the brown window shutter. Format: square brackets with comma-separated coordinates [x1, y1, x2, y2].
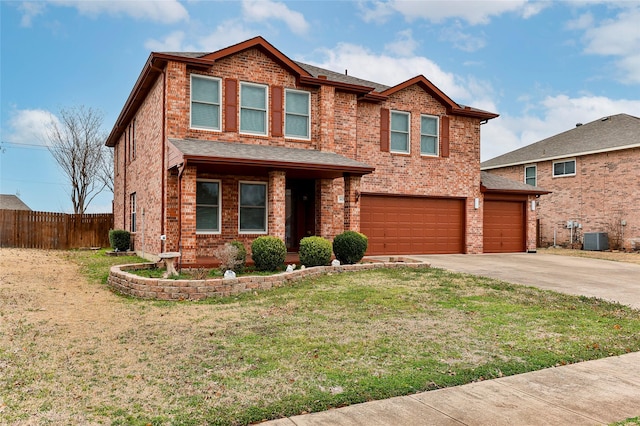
[380, 108, 390, 152]
[225, 78, 238, 132]
[271, 85, 283, 137]
[440, 115, 450, 157]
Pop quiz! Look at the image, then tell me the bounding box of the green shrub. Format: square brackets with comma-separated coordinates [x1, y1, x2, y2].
[108, 229, 131, 252]
[251, 236, 286, 271]
[299, 236, 332, 267]
[332, 231, 368, 264]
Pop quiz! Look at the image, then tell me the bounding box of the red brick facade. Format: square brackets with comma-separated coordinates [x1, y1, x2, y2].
[108, 37, 514, 265]
[486, 147, 640, 250]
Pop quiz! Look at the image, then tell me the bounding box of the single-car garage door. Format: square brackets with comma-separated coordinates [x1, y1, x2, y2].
[483, 200, 525, 253]
[360, 195, 465, 255]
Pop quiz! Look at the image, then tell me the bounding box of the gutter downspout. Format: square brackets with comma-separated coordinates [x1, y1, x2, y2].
[177, 160, 186, 269]
[150, 63, 167, 254]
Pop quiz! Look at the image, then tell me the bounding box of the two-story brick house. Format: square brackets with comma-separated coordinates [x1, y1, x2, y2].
[106, 36, 544, 266]
[482, 114, 640, 250]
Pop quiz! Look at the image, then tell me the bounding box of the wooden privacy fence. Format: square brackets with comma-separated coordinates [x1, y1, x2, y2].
[0, 210, 114, 249]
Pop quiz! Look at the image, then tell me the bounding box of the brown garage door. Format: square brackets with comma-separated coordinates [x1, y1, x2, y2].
[483, 200, 525, 253]
[360, 195, 465, 255]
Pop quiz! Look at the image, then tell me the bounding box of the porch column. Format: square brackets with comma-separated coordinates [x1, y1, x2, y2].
[317, 178, 334, 239]
[179, 165, 197, 264]
[344, 174, 361, 232]
[268, 170, 286, 242]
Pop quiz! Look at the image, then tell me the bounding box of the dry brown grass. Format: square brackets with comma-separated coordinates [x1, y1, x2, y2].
[2, 248, 640, 425]
[540, 247, 640, 265]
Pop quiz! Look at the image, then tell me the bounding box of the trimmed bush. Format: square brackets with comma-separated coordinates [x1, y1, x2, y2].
[332, 231, 368, 264]
[109, 229, 131, 252]
[299, 236, 332, 267]
[251, 236, 286, 271]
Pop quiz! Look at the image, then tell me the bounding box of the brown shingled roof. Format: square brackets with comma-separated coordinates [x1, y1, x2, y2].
[480, 171, 550, 195]
[482, 114, 640, 169]
[0, 194, 32, 210]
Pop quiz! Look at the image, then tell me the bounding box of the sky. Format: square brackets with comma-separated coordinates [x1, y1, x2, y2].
[1, 0, 640, 213]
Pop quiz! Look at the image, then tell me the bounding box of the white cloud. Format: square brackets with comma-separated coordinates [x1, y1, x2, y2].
[18, 2, 46, 27]
[361, 0, 546, 25]
[144, 30, 191, 52]
[5, 109, 58, 147]
[47, 0, 189, 24]
[241, 0, 309, 35]
[197, 21, 258, 52]
[439, 25, 486, 52]
[383, 29, 418, 57]
[574, 5, 640, 84]
[481, 95, 640, 161]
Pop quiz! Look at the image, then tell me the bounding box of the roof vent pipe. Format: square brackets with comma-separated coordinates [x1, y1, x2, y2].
[576, 123, 583, 127]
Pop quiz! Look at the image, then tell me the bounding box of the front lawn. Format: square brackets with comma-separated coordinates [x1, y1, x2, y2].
[3, 248, 640, 425]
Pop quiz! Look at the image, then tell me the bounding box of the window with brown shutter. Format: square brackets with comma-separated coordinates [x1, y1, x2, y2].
[271, 85, 283, 137]
[380, 108, 390, 152]
[224, 78, 238, 132]
[440, 115, 450, 157]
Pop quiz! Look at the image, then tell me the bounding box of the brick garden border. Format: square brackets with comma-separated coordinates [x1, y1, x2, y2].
[107, 260, 430, 301]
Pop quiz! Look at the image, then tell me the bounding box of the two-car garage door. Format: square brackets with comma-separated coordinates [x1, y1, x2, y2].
[360, 195, 465, 255]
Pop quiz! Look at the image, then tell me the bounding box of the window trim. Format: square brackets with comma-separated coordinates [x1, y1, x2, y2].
[196, 179, 222, 235]
[390, 110, 410, 154]
[284, 88, 311, 140]
[420, 114, 439, 157]
[190, 74, 222, 131]
[238, 181, 268, 234]
[524, 164, 537, 186]
[552, 158, 576, 178]
[239, 82, 269, 136]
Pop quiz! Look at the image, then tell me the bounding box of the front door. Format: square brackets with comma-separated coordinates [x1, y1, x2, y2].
[285, 179, 316, 251]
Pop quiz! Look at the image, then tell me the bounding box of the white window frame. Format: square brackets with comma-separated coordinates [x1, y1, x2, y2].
[130, 192, 136, 233]
[390, 110, 410, 154]
[552, 158, 576, 178]
[525, 164, 537, 186]
[190, 74, 221, 131]
[420, 114, 439, 156]
[196, 179, 222, 234]
[240, 82, 269, 136]
[284, 88, 311, 140]
[238, 181, 268, 234]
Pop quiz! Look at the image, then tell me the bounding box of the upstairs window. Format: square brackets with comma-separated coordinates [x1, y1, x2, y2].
[420, 115, 438, 156]
[525, 165, 537, 186]
[196, 180, 221, 233]
[240, 83, 268, 135]
[239, 182, 267, 233]
[285, 89, 310, 139]
[553, 159, 576, 177]
[191, 75, 221, 130]
[390, 111, 410, 153]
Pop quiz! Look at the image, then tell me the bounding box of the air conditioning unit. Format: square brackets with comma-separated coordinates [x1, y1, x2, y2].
[583, 232, 609, 251]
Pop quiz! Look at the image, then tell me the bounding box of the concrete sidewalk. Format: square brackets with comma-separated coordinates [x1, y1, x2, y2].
[263, 351, 640, 425]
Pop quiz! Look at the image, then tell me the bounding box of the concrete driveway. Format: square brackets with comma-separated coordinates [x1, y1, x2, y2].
[410, 253, 640, 310]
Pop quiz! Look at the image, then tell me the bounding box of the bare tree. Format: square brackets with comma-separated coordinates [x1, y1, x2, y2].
[98, 144, 114, 193]
[46, 106, 109, 214]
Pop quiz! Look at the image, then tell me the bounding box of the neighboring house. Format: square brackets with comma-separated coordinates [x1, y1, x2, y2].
[0, 194, 32, 211]
[106, 36, 545, 266]
[482, 114, 640, 250]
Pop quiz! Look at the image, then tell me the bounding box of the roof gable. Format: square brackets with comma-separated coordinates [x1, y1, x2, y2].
[199, 36, 312, 78]
[482, 114, 640, 169]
